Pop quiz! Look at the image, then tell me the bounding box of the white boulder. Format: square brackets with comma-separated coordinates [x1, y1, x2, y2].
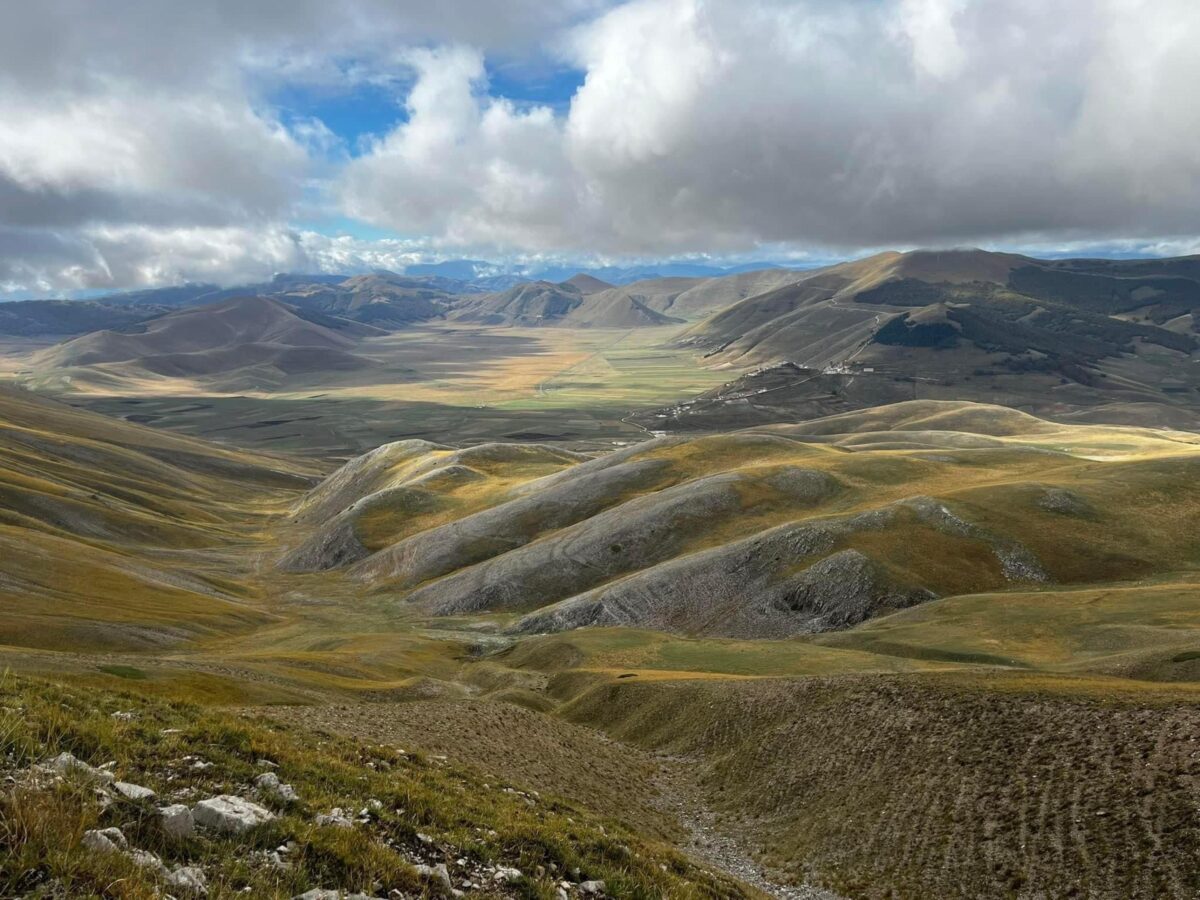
[413, 862, 453, 890]
[314, 808, 353, 828]
[81, 827, 126, 853]
[48, 752, 114, 784]
[113, 781, 156, 802]
[255, 771, 299, 804]
[167, 865, 208, 896]
[192, 795, 275, 833]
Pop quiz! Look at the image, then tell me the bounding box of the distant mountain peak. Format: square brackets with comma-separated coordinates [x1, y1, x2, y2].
[562, 273, 615, 294]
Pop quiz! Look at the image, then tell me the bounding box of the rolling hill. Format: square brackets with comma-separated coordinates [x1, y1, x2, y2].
[448, 279, 686, 327]
[275, 400, 1200, 642]
[5, 385, 1200, 898]
[0, 271, 466, 338]
[447, 267, 812, 328]
[27, 295, 376, 392]
[663, 249, 1200, 429]
[0, 299, 170, 337]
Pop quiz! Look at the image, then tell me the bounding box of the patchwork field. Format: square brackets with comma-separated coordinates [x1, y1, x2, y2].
[8, 324, 733, 456]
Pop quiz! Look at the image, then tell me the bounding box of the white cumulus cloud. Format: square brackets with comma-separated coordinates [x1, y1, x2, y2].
[344, 0, 1200, 254]
[3, 0, 1200, 294]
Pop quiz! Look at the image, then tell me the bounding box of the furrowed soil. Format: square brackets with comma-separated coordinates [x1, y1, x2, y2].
[559, 671, 1200, 899]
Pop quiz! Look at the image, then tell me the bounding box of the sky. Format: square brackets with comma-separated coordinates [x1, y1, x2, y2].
[2, 0, 1199, 296]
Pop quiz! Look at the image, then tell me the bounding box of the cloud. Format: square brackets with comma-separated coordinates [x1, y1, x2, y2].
[339, 46, 584, 249]
[2, 0, 1200, 294]
[0, 1, 606, 293]
[0, 225, 441, 296]
[345, 0, 1200, 254]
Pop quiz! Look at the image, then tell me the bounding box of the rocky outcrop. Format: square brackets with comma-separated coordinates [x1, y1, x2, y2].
[512, 495, 1041, 638]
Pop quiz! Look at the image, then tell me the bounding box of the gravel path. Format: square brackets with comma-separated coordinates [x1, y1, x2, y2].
[651, 754, 845, 900]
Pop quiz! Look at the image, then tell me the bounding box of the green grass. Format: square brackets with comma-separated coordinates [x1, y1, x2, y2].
[96, 665, 147, 680]
[0, 673, 755, 899]
[814, 577, 1200, 677]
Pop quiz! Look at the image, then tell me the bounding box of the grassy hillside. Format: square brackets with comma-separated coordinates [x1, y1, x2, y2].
[0, 385, 317, 652]
[0, 673, 753, 899]
[673, 249, 1200, 428]
[6, 388, 1200, 897]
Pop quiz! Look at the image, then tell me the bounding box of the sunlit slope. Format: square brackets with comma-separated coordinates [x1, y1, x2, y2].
[808, 578, 1200, 677]
[448, 267, 808, 327]
[0, 385, 316, 650]
[278, 439, 588, 570]
[668, 249, 1200, 429]
[277, 400, 1200, 638]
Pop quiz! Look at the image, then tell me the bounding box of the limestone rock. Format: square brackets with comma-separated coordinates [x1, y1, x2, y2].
[314, 807, 353, 828]
[158, 803, 195, 839]
[81, 827, 126, 853]
[413, 862, 453, 890]
[255, 771, 299, 804]
[113, 780, 156, 802]
[192, 795, 274, 833]
[48, 752, 114, 784]
[166, 866, 208, 896]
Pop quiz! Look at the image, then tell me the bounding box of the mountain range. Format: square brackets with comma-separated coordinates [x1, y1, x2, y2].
[8, 247, 1200, 431]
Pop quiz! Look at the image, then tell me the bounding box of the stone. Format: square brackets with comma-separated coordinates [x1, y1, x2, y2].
[255, 772, 299, 804]
[314, 808, 354, 828]
[167, 866, 208, 896]
[580, 881, 607, 895]
[192, 795, 275, 833]
[113, 781, 156, 802]
[128, 848, 165, 871]
[158, 803, 195, 838]
[493, 866, 522, 883]
[48, 752, 114, 784]
[81, 827, 126, 853]
[413, 862, 453, 891]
